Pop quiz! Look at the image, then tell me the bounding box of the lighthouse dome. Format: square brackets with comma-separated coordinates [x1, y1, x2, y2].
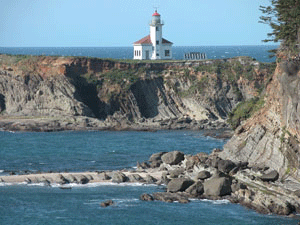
[151, 10, 161, 24]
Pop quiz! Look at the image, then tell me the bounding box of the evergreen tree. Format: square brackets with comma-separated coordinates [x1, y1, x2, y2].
[260, 0, 300, 55]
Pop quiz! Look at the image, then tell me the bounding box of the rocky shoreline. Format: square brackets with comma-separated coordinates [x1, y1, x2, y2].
[1, 150, 300, 218]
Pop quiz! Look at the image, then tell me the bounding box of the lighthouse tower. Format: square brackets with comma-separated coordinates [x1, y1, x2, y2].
[133, 10, 173, 60]
[150, 10, 163, 60]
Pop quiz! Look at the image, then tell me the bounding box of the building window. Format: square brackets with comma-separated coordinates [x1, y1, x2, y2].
[139, 50, 141, 56]
[165, 50, 170, 57]
[135, 50, 137, 56]
[156, 27, 159, 31]
[156, 40, 159, 45]
[156, 53, 159, 56]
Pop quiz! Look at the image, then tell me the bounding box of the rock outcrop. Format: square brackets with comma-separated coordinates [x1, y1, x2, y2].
[0, 55, 275, 131]
[220, 59, 300, 181]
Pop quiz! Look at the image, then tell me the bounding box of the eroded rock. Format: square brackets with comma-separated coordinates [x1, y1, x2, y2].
[167, 177, 194, 193]
[161, 151, 184, 165]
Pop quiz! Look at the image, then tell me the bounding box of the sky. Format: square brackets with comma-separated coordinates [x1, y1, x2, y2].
[0, 0, 274, 47]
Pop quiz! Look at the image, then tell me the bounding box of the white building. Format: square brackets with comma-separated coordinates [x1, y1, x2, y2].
[133, 10, 173, 60]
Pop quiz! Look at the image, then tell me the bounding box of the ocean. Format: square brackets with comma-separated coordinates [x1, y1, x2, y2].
[0, 131, 298, 225]
[0, 45, 278, 63]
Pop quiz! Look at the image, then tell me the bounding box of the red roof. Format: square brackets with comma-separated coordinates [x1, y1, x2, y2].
[134, 35, 152, 45]
[152, 10, 160, 16]
[134, 35, 173, 45]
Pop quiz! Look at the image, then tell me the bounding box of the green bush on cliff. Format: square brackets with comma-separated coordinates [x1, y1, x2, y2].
[228, 96, 265, 129]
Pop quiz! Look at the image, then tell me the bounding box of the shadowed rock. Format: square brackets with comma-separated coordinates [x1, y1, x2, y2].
[161, 151, 184, 165]
[185, 181, 204, 196]
[112, 172, 128, 183]
[140, 193, 154, 201]
[128, 174, 145, 182]
[260, 170, 279, 182]
[204, 177, 232, 197]
[218, 160, 236, 174]
[100, 200, 114, 207]
[167, 177, 194, 193]
[197, 171, 211, 180]
[153, 192, 190, 203]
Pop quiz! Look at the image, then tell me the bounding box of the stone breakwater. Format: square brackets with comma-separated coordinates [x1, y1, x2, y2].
[1, 150, 300, 217]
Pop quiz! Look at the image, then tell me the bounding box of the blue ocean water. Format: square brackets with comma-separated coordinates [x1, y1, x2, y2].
[0, 131, 298, 224]
[0, 45, 278, 62]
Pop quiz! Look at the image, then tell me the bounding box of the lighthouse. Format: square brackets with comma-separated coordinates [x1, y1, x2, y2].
[133, 10, 173, 60]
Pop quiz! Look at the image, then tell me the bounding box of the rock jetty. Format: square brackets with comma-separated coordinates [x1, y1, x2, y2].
[1, 150, 300, 217]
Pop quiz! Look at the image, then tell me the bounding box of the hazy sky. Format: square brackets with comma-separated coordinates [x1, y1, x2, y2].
[0, 0, 273, 47]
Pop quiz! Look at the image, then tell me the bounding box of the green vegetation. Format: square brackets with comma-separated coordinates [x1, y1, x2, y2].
[228, 96, 265, 129]
[260, 0, 300, 55]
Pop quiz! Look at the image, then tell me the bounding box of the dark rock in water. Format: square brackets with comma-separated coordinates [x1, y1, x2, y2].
[128, 174, 145, 182]
[161, 151, 184, 165]
[185, 181, 204, 196]
[145, 174, 157, 184]
[140, 193, 154, 201]
[112, 172, 128, 183]
[197, 171, 211, 180]
[59, 186, 72, 190]
[100, 200, 114, 207]
[218, 160, 236, 174]
[167, 177, 194, 193]
[260, 170, 279, 182]
[169, 168, 185, 178]
[204, 177, 232, 197]
[153, 192, 190, 203]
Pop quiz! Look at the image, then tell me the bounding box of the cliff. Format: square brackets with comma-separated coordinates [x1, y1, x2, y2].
[0, 54, 274, 131]
[220, 58, 300, 180]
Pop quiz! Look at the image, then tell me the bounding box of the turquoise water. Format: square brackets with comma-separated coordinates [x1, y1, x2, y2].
[0, 131, 298, 224]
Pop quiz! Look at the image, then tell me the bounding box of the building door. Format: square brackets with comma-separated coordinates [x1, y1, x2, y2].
[146, 50, 149, 60]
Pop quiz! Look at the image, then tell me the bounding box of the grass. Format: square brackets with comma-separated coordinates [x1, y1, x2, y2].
[228, 96, 265, 129]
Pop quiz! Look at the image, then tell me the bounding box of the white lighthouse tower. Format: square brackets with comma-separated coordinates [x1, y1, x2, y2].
[133, 10, 173, 60]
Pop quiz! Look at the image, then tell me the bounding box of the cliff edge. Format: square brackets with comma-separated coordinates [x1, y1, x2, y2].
[0, 54, 274, 131]
[220, 58, 300, 180]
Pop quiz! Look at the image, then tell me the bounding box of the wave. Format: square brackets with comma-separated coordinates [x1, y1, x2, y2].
[200, 199, 230, 205]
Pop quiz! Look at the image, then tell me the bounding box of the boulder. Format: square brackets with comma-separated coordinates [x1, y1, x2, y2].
[185, 181, 204, 196]
[167, 177, 194, 193]
[204, 177, 232, 197]
[112, 172, 128, 183]
[169, 168, 185, 178]
[161, 173, 171, 185]
[100, 200, 114, 207]
[75, 175, 89, 184]
[218, 160, 236, 174]
[64, 174, 77, 183]
[260, 170, 279, 182]
[128, 174, 145, 183]
[140, 193, 154, 201]
[210, 157, 221, 168]
[98, 172, 111, 180]
[144, 175, 157, 184]
[153, 192, 190, 203]
[161, 151, 184, 165]
[197, 171, 211, 180]
[149, 152, 167, 162]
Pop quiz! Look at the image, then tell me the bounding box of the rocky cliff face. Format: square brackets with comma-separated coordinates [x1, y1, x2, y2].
[220, 59, 300, 180]
[0, 55, 274, 131]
